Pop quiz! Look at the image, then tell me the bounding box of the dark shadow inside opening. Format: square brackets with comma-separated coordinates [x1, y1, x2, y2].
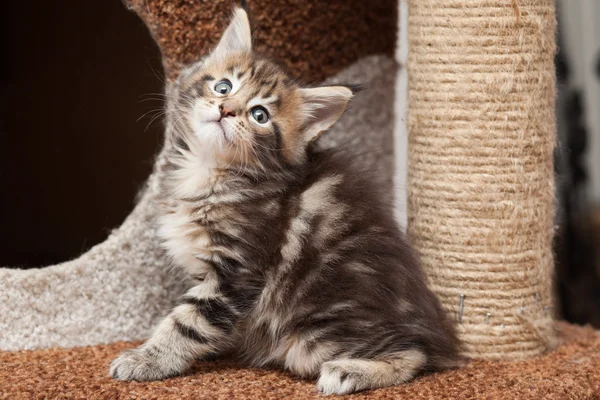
[0, 0, 165, 268]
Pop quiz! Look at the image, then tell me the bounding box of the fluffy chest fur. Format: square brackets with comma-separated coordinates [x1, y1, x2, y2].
[159, 169, 280, 281]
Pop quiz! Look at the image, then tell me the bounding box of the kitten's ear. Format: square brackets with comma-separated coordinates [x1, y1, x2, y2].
[299, 86, 354, 143]
[212, 7, 252, 57]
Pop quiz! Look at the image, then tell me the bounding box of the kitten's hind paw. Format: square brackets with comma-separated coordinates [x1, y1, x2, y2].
[316, 361, 361, 395]
[110, 349, 174, 381]
[316, 352, 425, 395]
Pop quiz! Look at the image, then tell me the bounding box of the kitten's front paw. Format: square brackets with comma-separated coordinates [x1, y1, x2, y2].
[110, 349, 173, 381]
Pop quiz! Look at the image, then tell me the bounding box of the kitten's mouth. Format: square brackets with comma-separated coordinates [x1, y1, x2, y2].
[209, 121, 229, 142]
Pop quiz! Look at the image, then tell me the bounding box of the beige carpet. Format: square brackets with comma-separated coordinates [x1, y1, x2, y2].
[1, 322, 598, 399]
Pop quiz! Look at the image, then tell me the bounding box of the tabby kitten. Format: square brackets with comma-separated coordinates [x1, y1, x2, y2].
[110, 5, 459, 395]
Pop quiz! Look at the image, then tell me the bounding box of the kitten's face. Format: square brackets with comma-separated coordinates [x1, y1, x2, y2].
[175, 53, 305, 166]
[168, 6, 353, 169]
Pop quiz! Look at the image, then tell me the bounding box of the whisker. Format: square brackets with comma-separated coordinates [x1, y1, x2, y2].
[145, 111, 167, 131]
[138, 98, 166, 104]
[139, 92, 168, 98]
[147, 59, 166, 85]
[137, 108, 165, 123]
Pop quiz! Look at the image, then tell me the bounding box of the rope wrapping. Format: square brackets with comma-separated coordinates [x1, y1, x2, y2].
[407, 0, 557, 359]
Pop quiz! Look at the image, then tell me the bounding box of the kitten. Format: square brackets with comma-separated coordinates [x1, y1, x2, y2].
[110, 5, 459, 395]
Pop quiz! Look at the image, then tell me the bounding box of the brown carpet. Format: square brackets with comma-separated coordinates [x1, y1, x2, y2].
[1, 322, 598, 399]
[124, 0, 396, 82]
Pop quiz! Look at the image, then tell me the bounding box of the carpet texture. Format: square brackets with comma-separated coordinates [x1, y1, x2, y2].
[1, 322, 597, 399]
[124, 0, 396, 81]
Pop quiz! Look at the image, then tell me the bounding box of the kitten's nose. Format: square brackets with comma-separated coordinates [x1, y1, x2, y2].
[219, 104, 236, 119]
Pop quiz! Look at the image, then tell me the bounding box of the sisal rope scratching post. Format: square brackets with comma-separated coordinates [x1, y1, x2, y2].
[407, 0, 557, 359]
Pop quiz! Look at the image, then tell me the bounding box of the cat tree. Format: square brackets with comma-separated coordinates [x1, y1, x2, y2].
[0, 0, 556, 366]
[5, 1, 600, 398]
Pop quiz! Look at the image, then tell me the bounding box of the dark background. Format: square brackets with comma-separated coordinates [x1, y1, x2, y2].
[0, 0, 164, 267]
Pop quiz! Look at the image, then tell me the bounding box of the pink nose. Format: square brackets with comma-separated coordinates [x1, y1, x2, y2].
[219, 104, 236, 119]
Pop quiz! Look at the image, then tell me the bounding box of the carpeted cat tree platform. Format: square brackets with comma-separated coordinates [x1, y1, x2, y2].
[2, 0, 598, 398]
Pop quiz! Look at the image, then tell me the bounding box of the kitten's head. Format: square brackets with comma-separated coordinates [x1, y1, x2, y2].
[168, 5, 353, 169]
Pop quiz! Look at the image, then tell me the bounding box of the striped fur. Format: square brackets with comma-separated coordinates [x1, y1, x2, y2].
[110, 5, 459, 395]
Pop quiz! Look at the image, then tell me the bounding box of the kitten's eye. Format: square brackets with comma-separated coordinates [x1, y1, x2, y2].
[250, 106, 269, 124]
[214, 80, 232, 95]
